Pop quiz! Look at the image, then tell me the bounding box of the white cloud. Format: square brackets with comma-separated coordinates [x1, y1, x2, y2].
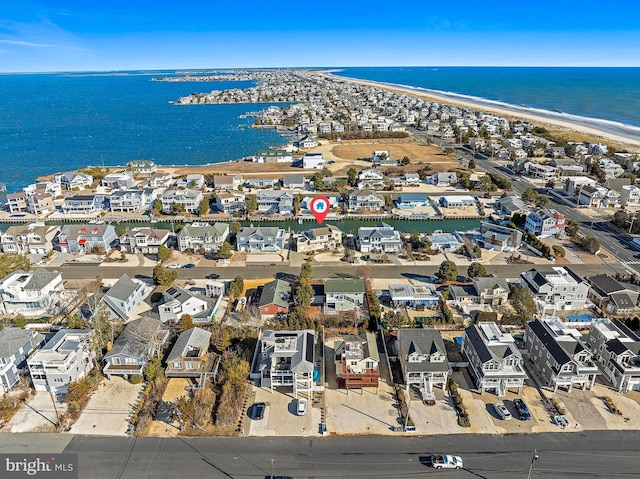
[0, 39, 88, 51]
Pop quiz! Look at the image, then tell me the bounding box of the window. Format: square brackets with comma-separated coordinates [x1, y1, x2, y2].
[111, 358, 121, 365]
[186, 361, 194, 370]
[173, 361, 183, 369]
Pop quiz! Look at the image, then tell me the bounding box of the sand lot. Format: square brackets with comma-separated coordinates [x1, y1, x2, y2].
[7, 392, 66, 433]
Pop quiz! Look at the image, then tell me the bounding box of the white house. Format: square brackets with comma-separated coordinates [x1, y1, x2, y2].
[302, 152, 325, 169]
[215, 190, 246, 214]
[161, 189, 204, 214]
[177, 222, 229, 253]
[0, 269, 66, 317]
[109, 188, 156, 213]
[356, 222, 403, 253]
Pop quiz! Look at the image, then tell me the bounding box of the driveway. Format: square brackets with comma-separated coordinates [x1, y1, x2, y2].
[69, 376, 144, 436]
[248, 387, 319, 437]
[7, 392, 67, 433]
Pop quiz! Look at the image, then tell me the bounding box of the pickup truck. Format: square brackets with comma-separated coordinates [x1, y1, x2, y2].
[431, 455, 463, 469]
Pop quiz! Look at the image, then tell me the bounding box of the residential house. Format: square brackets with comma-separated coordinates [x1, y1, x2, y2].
[0, 224, 58, 255]
[462, 322, 527, 396]
[252, 149, 293, 163]
[127, 160, 157, 175]
[158, 285, 219, 324]
[524, 209, 566, 238]
[103, 318, 168, 380]
[0, 269, 65, 317]
[371, 150, 391, 164]
[494, 196, 530, 218]
[119, 228, 174, 254]
[146, 172, 173, 188]
[101, 172, 135, 190]
[427, 233, 464, 253]
[521, 267, 589, 314]
[109, 189, 156, 213]
[388, 284, 439, 309]
[294, 135, 318, 149]
[388, 173, 421, 188]
[356, 222, 402, 253]
[450, 277, 510, 306]
[258, 279, 291, 319]
[213, 174, 243, 190]
[348, 189, 384, 212]
[396, 193, 429, 209]
[161, 189, 203, 214]
[357, 168, 385, 189]
[440, 196, 475, 208]
[599, 159, 624, 179]
[250, 329, 316, 398]
[165, 327, 215, 381]
[175, 174, 205, 188]
[256, 191, 295, 215]
[246, 178, 278, 189]
[295, 225, 342, 253]
[586, 274, 640, 316]
[577, 185, 619, 208]
[479, 222, 522, 252]
[587, 318, 640, 392]
[282, 174, 307, 189]
[62, 194, 107, 215]
[563, 176, 597, 196]
[6, 192, 28, 214]
[324, 278, 366, 314]
[302, 152, 325, 169]
[100, 274, 147, 321]
[620, 185, 640, 208]
[177, 222, 229, 253]
[334, 333, 380, 389]
[27, 329, 95, 394]
[27, 192, 55, 215]
[397, 328, 450, 400]
[57, 224, 117, 254]
[236, 227, 286, 253]
[56, 172, 93, 190]
[0, 328, 45, 393]
[522, 161, 559, 181]
[215, 190, 245, 214]
[525, 318, 599, 393]
[23, 181, 62, 199]
[428, 172, 458, 187]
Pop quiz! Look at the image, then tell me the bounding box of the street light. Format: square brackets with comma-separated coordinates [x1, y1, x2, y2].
[527, 449, 539, 479]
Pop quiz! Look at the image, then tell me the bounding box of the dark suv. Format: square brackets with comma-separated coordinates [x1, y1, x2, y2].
[514, 398, 531, 420]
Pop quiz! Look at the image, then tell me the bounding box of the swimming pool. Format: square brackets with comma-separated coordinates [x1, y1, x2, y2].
[566, 313, 595, 322]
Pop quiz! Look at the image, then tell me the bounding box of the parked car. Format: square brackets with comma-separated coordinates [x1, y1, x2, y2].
[249, 402, 266, 420]
[553, 414, 569, 427]
[166, 263, 181, 269]
[297, 398, 307, 416]
[493, 402, 512, 420]
[514, 399, 531, 420]
[182, 263, 195, 269]
[431, 455, 463, 469]
[205, 273, 221, 279]
[217, 258, 231, 264]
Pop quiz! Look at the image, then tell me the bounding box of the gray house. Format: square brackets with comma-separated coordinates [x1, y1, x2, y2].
[103, 317, 168, 380]
[236, 227, 286, 253]
[28, 329, 95, 395]
[282, 174, 306, 189]
[462, 322, 527, 396]
[0, 328, 45, 393]
[177, 222, 229, 253]
[165, 327, 215, 383]
[525, 319, 599, 393]
[101, 274, 147, 321]
[57, 224, 118, 254]
[397, 328, 450, 401]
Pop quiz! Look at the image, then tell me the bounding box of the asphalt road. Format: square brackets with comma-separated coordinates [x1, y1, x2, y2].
[53, 261, 625, 282]
[3, 431, 639, 479]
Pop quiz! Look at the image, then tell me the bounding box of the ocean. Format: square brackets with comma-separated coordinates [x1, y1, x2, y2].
[0, 72, 284, 193]
[335, 67, 640, 138]
[2, 67, 640, 194]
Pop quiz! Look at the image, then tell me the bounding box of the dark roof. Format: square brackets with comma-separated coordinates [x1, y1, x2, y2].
[463, 325, 492, 363]
[104, 317, 162, 360]
[606, 338, 629, 355]
[588, 274, 628, 295]
[527, 320, 571, 365]
[397, 328, 449, 373]
[615, 321, 640, 342]
[611, 293, 635, 310]
[166, 327, 211, 362]
[258, 279, 291, 309]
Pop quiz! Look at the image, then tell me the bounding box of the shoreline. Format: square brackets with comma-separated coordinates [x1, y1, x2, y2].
[326, 72, 640, 151]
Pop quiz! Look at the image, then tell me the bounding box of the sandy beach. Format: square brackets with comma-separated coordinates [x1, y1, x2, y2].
[325, 72, 640, 152]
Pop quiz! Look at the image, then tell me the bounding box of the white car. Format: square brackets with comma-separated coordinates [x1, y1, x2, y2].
[494, 402, 512, 420]
[217, 259, 230, 264]
[166, 263, 181, 269]
[553, 414, 570, 427]
[431, 455, 463, 469]
[297, 398, 307, 416]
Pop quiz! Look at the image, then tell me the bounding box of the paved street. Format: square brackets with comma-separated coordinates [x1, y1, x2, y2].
[2, 431, 639, 478]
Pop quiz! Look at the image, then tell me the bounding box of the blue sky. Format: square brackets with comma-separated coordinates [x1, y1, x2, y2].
[1, 1, 639, 72]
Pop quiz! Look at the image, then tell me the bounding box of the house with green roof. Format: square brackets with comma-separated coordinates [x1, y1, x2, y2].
[324, 278, 366, 315]
[258, 279, 291, 319]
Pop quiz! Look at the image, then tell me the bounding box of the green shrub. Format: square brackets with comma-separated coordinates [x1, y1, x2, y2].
[458, 416, 471, 427]
[130, 374, 143, 385]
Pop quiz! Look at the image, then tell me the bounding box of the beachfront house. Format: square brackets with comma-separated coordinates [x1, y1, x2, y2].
[176, 222, 229, 253]
[525, 318, 599, 393]
[119, 227, 174, 254]
[348, 189, 385, 212]
[56, 172, 93, 190]
[101, 172, 135, 190]
[355, 222, 402, 253]
[62, 194, 107, 215]
[236, 226, 286, 253]
[252, 149, 293, 163]
[109, 188, 156, 214]
[440, 196, 476, 209]
[0, 328, 46, 393]
[256, 191, 295, 215]
[462, 322, 527, 396]
[161, 189, 203, 214]
[57, 224, 117, 254]
[127, 160, 157, 175]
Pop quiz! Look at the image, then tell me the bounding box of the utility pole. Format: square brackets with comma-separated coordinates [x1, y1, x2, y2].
[527, 449, 539, 479]
[270, 458, 274, 479]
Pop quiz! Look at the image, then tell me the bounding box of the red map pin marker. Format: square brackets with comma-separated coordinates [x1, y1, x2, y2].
[310, 196, 330, 224]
